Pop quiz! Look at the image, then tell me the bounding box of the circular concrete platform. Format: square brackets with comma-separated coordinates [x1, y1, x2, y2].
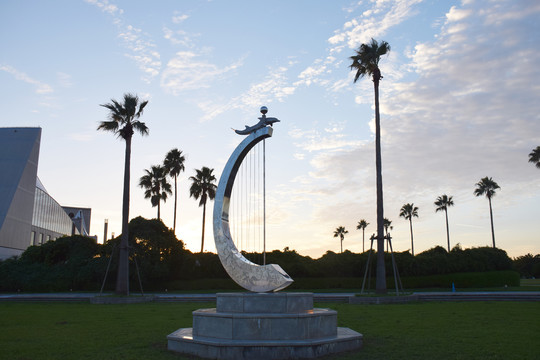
[167, 292, 362, 360]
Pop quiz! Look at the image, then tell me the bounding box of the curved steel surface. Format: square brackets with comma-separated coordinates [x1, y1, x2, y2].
[213, 126, 293, 292]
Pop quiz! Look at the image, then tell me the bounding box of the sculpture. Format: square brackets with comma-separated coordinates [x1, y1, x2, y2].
[213, 107, 292, 292]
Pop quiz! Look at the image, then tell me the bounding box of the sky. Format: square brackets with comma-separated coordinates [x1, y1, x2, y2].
[1, 0, 539, 259]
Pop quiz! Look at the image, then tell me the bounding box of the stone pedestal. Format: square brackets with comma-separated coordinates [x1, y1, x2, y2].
[167, 292, 362, 359]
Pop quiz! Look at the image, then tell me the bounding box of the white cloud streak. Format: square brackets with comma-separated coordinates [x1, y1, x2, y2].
[0, 64, 53, 94]
[161, 51, 244, 95]
[85, 0, 161, 83]
[197, 65, 295, 122]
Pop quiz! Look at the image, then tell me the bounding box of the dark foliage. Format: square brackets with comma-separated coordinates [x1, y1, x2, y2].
[0, 219, 531, 291]
[512, 253, 540, 278]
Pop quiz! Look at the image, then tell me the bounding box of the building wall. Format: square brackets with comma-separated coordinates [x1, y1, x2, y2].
[0, 128, 41, 258]
[0, 127, 90, 260]
[62, 206, 91, 235]
[30, 186, 78, 246]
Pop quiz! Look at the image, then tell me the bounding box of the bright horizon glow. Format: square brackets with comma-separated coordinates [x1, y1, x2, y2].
[1, 0, 539, 259]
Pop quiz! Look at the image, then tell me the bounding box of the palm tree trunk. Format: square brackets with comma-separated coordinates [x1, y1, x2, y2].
[362, 229, 365, 253]
[341, 236, 343, 253]
[488, 197, 496, 248]
[409, 218, 414, 256]
[200, 201, 206, 253]
[173, 175, 177, 233]
[157, 201, 160, 220]
[116, 135, 131, 295]
[445, 208, 450, 252]
[373, 71, 387, 294]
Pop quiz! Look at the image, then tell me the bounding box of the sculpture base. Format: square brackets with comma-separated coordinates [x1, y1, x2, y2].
[167, 292, 362, 360]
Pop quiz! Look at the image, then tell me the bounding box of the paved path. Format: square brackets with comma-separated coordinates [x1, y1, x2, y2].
[1, 291, 539, 303]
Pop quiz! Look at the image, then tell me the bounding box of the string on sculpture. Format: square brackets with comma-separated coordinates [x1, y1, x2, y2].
[230, 141, 266, 265]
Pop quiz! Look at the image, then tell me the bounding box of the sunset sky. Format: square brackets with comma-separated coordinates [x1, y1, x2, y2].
[1, 0, 539, 259]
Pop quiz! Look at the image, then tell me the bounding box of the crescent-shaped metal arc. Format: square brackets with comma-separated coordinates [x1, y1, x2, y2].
[213, 126, 293, 292]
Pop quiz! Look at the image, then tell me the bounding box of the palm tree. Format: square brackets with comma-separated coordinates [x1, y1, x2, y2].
[333, 226, 348, 253]
[474, 176, 500, 248]
[434, 194, 454, 252]
[529, 146, 540, 169]
[163, 148, 186, 233]
[356, 220, 369, 252]
[383, 217, 393, 251]
[98, 93, 148, 295]
[139, 165, 172, 220]
[350, 38, 391, 294]
[189, 167, 217, 253]
[399, 203, 419, 256]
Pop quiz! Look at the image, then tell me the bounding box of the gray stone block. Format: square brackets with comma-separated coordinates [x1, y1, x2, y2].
[193, 311, 232, 339]
[167, 326, 363, 360]
[168, 292, 362, 359]
[244, 293, 288, 313]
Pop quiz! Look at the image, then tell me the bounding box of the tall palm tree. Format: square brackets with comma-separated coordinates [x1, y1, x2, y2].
[163, 148, 186, 233]
[333, 226, 348, 253]
[350, 38, 391, 293]
[139, 165, 172, 220]
[189, 167, 217, 253]
[474, 176, 500, 248]
[434, 194, 454, 252]
[383, 217, 393, 251]
[98, 93, 148, 295]
[356, 220, 369, 252]
[399, 203, 419, 256]
[529, 146, 540, 169]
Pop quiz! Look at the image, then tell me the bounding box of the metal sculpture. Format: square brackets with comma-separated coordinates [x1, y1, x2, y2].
[213, 107, 293, 292]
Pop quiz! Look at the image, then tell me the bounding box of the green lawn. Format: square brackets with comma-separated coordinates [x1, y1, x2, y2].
[0, 301, 538, 360]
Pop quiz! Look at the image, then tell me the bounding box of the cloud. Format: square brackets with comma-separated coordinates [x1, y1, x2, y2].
[270, 0, 540, 257]
[172, 13, 189, 23]
[195, 1, 424, 123]
[161, 51, 244, 95]
[117, 25, 161, 82]
[0, 64, 53, 94]
[329, 0, 423, 50]
[163, 27, 197, 47]
[308, 0, 540, 207]
[84, 0, 123, 15]
[56, 72, 72, 88]
[197, 65, 296, 122]
[85, 0, 161, 83]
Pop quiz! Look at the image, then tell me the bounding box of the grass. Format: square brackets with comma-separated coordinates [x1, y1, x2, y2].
[0, 301, 538, 360]
[521, 278, 540, 287]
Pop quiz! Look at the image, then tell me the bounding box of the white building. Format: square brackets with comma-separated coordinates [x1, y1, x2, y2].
[0, 127, 91, 259]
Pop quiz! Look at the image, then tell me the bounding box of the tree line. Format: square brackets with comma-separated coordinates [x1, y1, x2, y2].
[335, 176, 505, 256]
[97, 94, 217, 294]
[348, 38, 539, 294]
[98, 38, 540, 296]
[1, 217, 537, 292]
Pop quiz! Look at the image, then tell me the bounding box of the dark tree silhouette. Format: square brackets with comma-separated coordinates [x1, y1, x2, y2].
[164, 148, 186, 233]
[189, 167, 217, 253]
[98, 93, 148, 295]
[333, 226, 348, 253]
[435, 194, 454, 251]
[529, 146, 540, 169]
[139, 165, 172, 220]
[474, 177, 500, 248]
[356, 219, 369, 252]
[399, 203, 419, 256]
[350, 38, 390, 293]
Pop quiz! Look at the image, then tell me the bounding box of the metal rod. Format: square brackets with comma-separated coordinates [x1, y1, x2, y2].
[263, 139, 266, 265]
[361, 236, 374, 294]
[100, 242, 116, 295]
